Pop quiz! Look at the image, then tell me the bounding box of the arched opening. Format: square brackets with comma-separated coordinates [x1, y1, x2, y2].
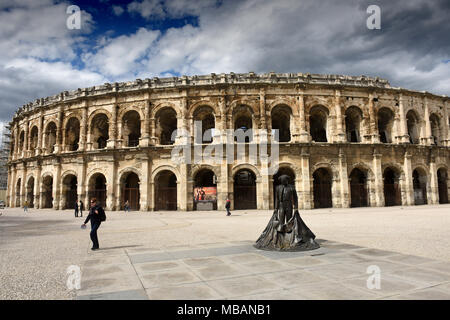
[88, 173, 107, 208]
[233, 169, 257, 209]
[63, 175, 78, 209]
[271, 105, 292, 142]
[383, 167, 402, 206]
[122, 111, 141, 147]
[26, 177, 35, 208]
[406, 110, 421, 144]
[155, 108, 177, 145]
[309, 106, 328, 142]
[154, 170, 177, 210]
[45, 122, 57, 153]
[91, 114, 109, 149]
[65, 118, 80, 151]
[19, 131, 25, 152]
[345, 106, 363, 143]
[349, 168, 368, 207]
[194, 106, 215, 144]
[30, 126, 39, 151]
[121, 172, 140, 210]
[412, 169, 427, 205]
[42, 176, 53, 208]
[429, 114, 442, 146]
[15, 178, 21, 207]
[437, 168, 448, 204]
[233, 105, 253, 143]
[193, 169, 217, 210]
[273, 167, 296, 208]
[377, 108, 394, 143]
[313, 168, 332, 208]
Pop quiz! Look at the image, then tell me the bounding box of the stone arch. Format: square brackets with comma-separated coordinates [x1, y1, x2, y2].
[193, 166, 218, 210]
[233, 167, 258, 210]
[312, 166, 333, 208]
[118, 105, 145, 123]
[153, 168, 178, 211]
[62, 173, 78, 209]
[406, 109, 422, 144]
[90, 112, 110, 149]
[232, 104, 255, 143]
[88, 108, 112, 124]
[377, 107, 395, 143]
[191, 164, 220, 180]
[41, 174, 54, 208]
[345, 106, 364, 143]
[154, 106, 178, 145]
[271, 104, 293, 142]
[121, 110, 141, 147]
[44, 121, 57, 154]
[26, 175, 35, 208]
[87, 172, 107, 208]
[119, 169, 141, 210]
[188, 101, 220, 119]
[309, 105, 330, 142]
[228, 99, 260, 117]
[412, 166, 428, 205]
[64, 117, 80, 151]
[29, 126, 39, 150]
[349, 167, 369, 207]
[192, 105, 216, 144]
[429, 112, 443, 145]
[268, 99, 296, 114]
[437, 166, 449, 204]
[231, 163, 261, 181]
[15, 177, 22, 207]
[151, 165, 181, 183]
[151, 102, 181, 119]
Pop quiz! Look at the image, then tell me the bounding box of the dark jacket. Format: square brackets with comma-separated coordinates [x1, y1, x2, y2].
[84, 205, 104, 224]
[225, 200, 231, 209]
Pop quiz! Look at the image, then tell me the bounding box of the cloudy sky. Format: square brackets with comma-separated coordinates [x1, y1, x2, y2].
[1, 0, 449, 126]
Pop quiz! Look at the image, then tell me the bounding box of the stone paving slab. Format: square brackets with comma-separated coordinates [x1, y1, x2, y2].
[76, 239, 450, 300]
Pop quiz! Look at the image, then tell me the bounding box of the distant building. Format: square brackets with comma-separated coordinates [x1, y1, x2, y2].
[0, 123, 10, 201]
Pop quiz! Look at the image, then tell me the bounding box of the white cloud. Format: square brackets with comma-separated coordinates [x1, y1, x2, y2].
[112, 5, 124, 16]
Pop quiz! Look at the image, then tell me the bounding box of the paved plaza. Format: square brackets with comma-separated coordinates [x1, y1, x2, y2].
[1, 205, 450, 300]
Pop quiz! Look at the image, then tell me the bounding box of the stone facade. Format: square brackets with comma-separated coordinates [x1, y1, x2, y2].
[6, 72, 450, 211]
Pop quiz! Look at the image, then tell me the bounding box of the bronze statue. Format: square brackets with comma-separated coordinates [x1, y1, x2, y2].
[254, 175, 320, 251]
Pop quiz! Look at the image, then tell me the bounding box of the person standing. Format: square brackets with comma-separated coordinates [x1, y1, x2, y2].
[225, 197, 231, 216]
[79, 200, 84, 217]
[74, 201, 79, 217]
[23, 200, 28, 213]
[124, 200, 130, 213]
[81, 198, 104, 250]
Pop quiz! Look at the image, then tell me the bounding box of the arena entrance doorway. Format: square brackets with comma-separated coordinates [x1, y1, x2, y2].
[313, 168, 332, 208]
[88, 174, 107, 208]
[234, 169, 257, 210]
[63, 175, 78, 209]
[122, 172, 140, 210]
[349, 168, 368, 207]
[194, 169, 217, 210]
[383, 167, 402, 206]
[437, 168, 448, 204]
[413, 169, 427, 205]
[155, 170, 177, 211]
[42, 176, 53, 208]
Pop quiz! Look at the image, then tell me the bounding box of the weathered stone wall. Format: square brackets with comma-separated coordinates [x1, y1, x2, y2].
[7, 72, 450, 211]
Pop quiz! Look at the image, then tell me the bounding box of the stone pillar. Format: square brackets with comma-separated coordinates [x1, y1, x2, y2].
[372, 151, 384, 206]
[139, 154, 150, 211]
[6, 167, 11, 207]
[34, 165, 41, 209]
[8, 166, 15, 207]
[217, 157, 228, 211]
[338, 148, 349, 208]
[14, 123, 19, 159]
[298, 93, 310, 143]
[368, 93, 380, 143]
[443, 100, 449, 147]
[37, 113, 43, 155]
[106, 159, 117, 210]
[79, 105, 88, 151]
[403, 151, 414, 206]
[423, 97, 432, 145]
[397, 94, 409, 144]
[429, 159, 439, 204]
[149, 117, 157, 145]
[55, 107, 63, 153]
[107, 104, 118, 149]
[24, 120, 29, 158]
[300, 150, 312, 209]
[259, 88, 267, 144]
[78, 160, 87, 209]
[20, 167, 27, 206]
[140, 100, 151, 147]
[176, 98, 188, 145]
[53, 160, 61, 209]
[334, 90, 346, 143]
[149, 180, 155, 211]
[260, 159, 270, 210]
[178, 163, 188, 211]
[220, 96, 228, 144]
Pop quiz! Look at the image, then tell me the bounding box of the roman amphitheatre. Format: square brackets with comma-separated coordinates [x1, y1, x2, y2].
[6, 72, 450, 212]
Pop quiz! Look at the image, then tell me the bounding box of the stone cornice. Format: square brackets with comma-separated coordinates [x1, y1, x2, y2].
[11, 72, 449, 122]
